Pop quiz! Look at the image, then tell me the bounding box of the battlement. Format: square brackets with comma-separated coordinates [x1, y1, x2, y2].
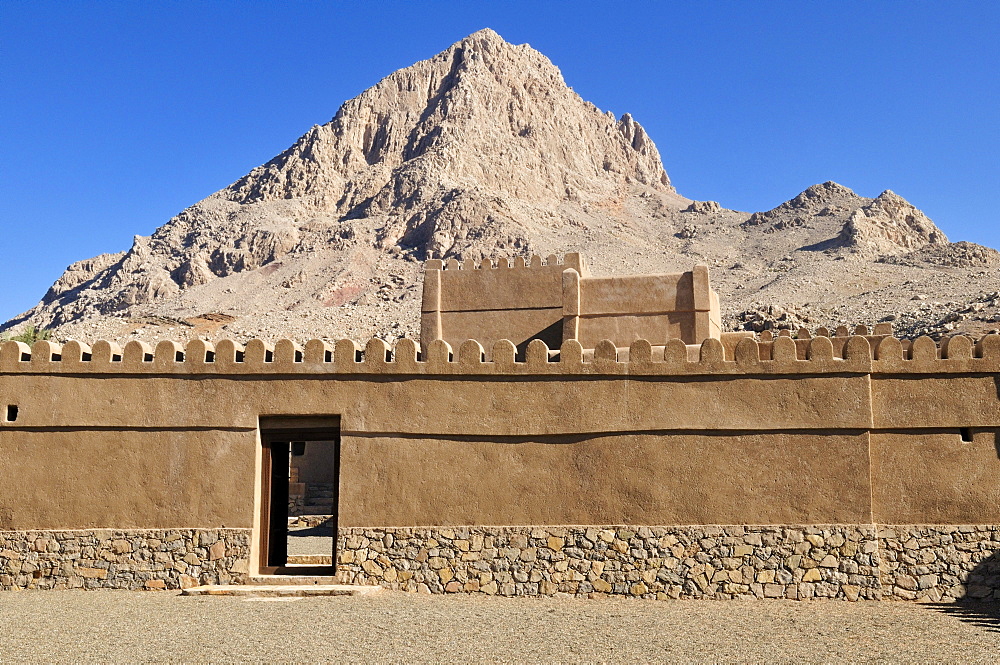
[2, 333, 998, 377]
[423, 253, 588, 273]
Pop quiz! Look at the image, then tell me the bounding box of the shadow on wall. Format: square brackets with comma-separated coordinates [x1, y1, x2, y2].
[928, 550, 1000, 633]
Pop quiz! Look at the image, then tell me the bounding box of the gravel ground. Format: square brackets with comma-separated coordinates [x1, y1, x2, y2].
[0, 591, 997, 663]
[287, 526, 335, 556]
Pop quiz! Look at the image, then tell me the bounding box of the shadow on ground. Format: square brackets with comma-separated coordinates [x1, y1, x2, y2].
[926, 551, 1000, 633]
[288, 526, 335, 538]
[928, 602, 1000, 633]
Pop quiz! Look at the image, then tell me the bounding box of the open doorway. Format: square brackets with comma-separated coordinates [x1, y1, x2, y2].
[259, 417, 340, 576]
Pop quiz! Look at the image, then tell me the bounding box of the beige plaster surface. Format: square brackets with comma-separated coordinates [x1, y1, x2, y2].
[430, 308, 562, 355]
[870, 430, 1000, 524]
[339, 432, 873, 526]
[871, 376, 1000, 428]
[0, 429, 255, 530]
[576, 312, 698, 348]
[438, 265, 566, 311]
[578, 273, 696, 314]
[0, 373, 873, 434]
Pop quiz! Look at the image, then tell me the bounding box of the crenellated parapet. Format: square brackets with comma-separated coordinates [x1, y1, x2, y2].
[422, 253, 587, 272]
[2, 333, 998, 377]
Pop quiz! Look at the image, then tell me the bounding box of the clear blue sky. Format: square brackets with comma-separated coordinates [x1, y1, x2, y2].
[1, 1, 997, 322]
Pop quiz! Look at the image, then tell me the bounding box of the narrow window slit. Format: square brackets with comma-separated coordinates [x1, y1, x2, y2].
[324, 350, 333, 362]
[960, 427, 973, 443]
[175, 351, 185, 362]
[385, 350, 392, 362]
[294, 350, 303, 363]
[355, 350, 363, 362]
[264, 350, 274, 363]
[5, 405, 17, 422]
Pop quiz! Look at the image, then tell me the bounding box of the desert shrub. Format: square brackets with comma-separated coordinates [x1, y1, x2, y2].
[0, 326, 53, 345]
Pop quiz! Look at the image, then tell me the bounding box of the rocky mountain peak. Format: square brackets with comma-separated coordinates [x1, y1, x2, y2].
[796, 181, 857, 205]
[743, 181, 863, 228]
[838, 190, 948, 256]
[225, 29, 672, 211]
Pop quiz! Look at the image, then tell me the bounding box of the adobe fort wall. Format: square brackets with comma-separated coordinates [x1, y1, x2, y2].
[1, 330, 998, 598]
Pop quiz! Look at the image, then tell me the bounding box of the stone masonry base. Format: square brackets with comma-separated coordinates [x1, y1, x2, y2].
[2, 525, 998, 600]
[0, 529, 251, 590]
[337, 525, 1000, 602]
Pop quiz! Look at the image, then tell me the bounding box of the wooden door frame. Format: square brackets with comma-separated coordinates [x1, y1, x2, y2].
[258, 422, 341, 576]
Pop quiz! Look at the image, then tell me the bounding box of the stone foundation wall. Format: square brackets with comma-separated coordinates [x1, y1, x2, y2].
[1, 524, 996, 600]
[0, 529, 251, 590]
[336, 525, 1000, 602]
[879, 526, 1000, 602]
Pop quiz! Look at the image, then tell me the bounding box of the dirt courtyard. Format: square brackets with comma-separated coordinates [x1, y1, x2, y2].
[0, 591, 997, 663]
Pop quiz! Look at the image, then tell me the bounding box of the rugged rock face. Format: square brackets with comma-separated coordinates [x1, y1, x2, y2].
[838, 190, 948, 256]
[5, 29, 998, 345]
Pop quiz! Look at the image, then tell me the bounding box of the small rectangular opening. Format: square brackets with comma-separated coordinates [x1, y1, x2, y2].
[5, 405, 18, 422]
[960, 427, 973, 443]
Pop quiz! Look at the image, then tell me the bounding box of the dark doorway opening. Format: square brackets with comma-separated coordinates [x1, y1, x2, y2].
[259, 417, 340, 576]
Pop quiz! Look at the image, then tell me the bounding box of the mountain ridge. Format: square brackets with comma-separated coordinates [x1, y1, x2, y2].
[6, 29, 998, 345]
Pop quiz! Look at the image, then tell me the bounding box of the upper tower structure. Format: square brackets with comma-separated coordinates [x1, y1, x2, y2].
[420, 253, 721, 357]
